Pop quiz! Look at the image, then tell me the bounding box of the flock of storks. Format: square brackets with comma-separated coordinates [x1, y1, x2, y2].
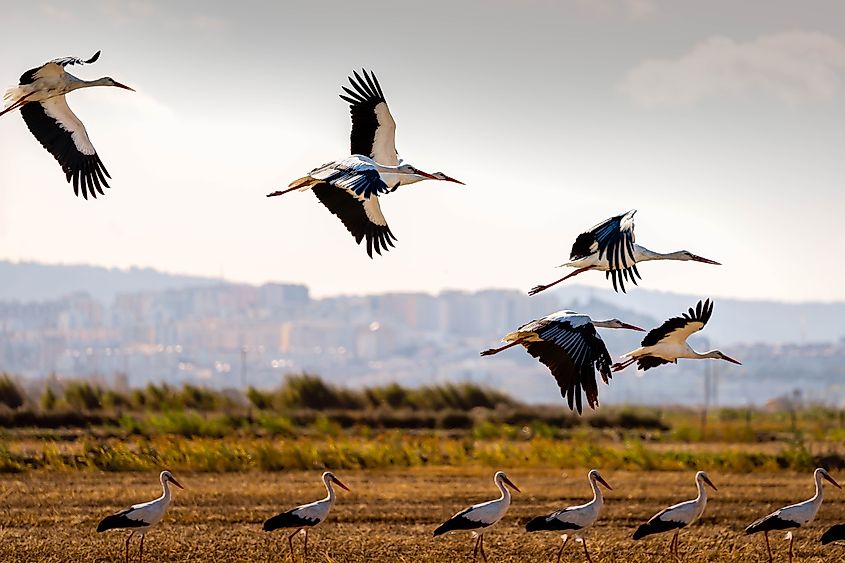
[2, 52, 842, 562]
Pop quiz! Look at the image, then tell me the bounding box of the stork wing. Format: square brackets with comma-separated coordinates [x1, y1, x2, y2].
[20, 97, 111, 199]
[19, 51, 101, 84]
[339, 70, 399, 165]
[570, 210, 639, 293]
[311, 183, 397, 258]
[641, 299, 713, 347]
[525, 318, 612, 414]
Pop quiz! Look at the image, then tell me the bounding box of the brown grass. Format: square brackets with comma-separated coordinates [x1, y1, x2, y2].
[1, 468, 843, 562]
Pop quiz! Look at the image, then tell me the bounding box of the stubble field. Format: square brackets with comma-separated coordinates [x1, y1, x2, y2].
[1, 468, 844, 562]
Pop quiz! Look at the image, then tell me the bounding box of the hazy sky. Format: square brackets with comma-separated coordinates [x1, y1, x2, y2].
[1, 1, 844, 301]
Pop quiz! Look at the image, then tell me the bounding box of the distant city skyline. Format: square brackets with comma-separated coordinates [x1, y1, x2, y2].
[1, 2, 844, 301]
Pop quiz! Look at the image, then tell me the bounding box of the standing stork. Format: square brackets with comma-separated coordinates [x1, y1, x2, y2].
[481, 311, 644, 414]
[745, 468, 841, 563]
[528, 210, 720, 294]
[525, 469, 613, 563]
[267, 69, 463, 257]
[633, 471, 717, 561]
[434, 471, 520, 562]
[263, 471, 350, 560]
[96, 470, 184, 563]
[611, 299, 741, 372]
[2, 51, 134, 199]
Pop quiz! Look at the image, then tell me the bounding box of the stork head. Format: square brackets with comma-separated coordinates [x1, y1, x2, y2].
[495, 471, 520, 493]
[817, 468, 841, 489]
[712, 351, 742, 365]
[323, 471, 351, 492]
[588, 469, 612, 490]
[160, 470, 184, 490]
[394, 164, 464, 186]
[593, 318, 645, 331]
[101, 77, 135, 91]
[696, 471, 717, 491]
[680, 251, 720, 265]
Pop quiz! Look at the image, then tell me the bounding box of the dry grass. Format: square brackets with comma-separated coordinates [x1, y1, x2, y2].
[1, 468, 844, 562]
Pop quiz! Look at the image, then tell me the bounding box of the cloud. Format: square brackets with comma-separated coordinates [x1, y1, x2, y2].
[620, 31, 845, 107]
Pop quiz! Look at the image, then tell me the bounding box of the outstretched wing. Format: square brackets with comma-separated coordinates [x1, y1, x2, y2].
[312, 183, 397, 258]
[570, 210, 639, 292]
[339, 69, 399, 166]
[20, 96, 111, 199]
[641, 299, 713, 347]
[20, 51, 101, 85]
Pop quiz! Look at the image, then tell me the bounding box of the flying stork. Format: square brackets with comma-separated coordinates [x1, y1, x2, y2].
[263, 471, 350, 560]
[96, 470, 184, 563]
[2, 51, 134, 199]
[481, 311, 644, 414]
[525, 469, 613, 563]
[633, 471, 717, 560]
[528, 210, 720, 295]
[611, 299, 741, 373]
[433, 471, 520, 562]
[745, 467, 841, 563]
[267, 69, 463, 257]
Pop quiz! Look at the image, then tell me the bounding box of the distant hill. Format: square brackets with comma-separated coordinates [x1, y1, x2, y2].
[0, 261, 218, 303]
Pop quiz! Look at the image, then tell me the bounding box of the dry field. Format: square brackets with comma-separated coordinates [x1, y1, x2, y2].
[1, 468, 844, 562]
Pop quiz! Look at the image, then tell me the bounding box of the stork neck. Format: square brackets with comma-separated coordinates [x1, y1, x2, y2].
[496, 479, 511, 503]
[159, 478, 171, 503]
[635, 246, 688, 262]
[812, 473, 825, 504]
[695, 478, 708, 504]
[589, 477, 604, 506]
[323, 478, 336, 504]
[68, 77, 112, 92]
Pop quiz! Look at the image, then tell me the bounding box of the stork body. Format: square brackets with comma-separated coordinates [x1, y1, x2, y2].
[2, 51, 134, 199]
[263, 471, 350, 560]
[525, 470, 612, 563]
[434, 471, 520, 562]
[481, 311, 643, 413]
[96, 470, 184, 563]
[529, 210, 720, 294]
[267, 69, 462, 257]
[612, 299, 741, 372]
[633, 471, 717, 560]
[745, 468, 841, 563]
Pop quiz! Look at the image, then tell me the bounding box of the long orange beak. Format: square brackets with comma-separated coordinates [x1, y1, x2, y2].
[691, 254, 721, 265]
[437, 173, 465, 185]
[112, 81, 136, 92]
[332, 476, 351, 492]
[722, 354, 742, 365]
[620, 322, 645, 332]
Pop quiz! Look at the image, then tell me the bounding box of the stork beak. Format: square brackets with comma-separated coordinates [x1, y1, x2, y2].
[169, 476, 185, 490]
[620, 322, 645, 332]
[703, 475, 718, 491]
[721, 354, 742, 365]
[691, 254, 721, 265]
[502, 476, 521, 493]
[596, 475, 613, 491]
[823, 473, 842, 489]
[412, 168, 438, 180]
[437, 173, 465, 185]
[112, 81, 136, 92]
[332, 476, 351, 492]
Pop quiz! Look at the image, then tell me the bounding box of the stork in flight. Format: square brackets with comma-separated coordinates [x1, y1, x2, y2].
[263, 471, 350, 560]
[529, 210, 720, 294]
[612, 299, 741, 372]
[96, 470, 184, 563]
[633, 471, 717, 560]
[267, 69, 463, 257]
[525, 469, 613, 563]
[2, 51, 134, 199]
[434, 471, 520, 562]
[746, 468, 841, 563]
[481, 310, 644, 413]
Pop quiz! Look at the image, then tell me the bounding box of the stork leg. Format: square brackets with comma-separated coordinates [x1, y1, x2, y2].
[556, 535, 570, 563]
[788, 533, 794, 563]
[673, 531, 681, 561]
[304, 529, 308, 559]
[529, 268, 592, 296]
[288, 528, 302, 561]
[480, 339, 526, 356]
[266, 186, 302, 198]
[0, 93, 34, 118]
[611, 358, 636, 372]
[472, 534, 481, 561]
[582, 538, 593, 563]
[138, 534, 144, 563]
[479, 534, 488, 563]
[764, 531, 773, 563]
[124, 531, 134, 563]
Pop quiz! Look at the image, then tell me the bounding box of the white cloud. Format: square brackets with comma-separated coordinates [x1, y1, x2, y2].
[620, 31, 845, 107]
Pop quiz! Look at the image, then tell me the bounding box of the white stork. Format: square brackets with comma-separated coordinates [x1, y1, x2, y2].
[822, 523, 845, 545]
[96, 470, 184, 563]
[2, 51, 134, 199]
[263, 471, 350, 560]
[611, 299, 741, 372]
[529, 210, 720, 294]
[433, 471, 520, 562]
[267, 69, 463, 257]
[633, 471, 717, 559]
[525, 469, 613, 563]
[745, 467, 841, 563]
[481, 311, 644, 414]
